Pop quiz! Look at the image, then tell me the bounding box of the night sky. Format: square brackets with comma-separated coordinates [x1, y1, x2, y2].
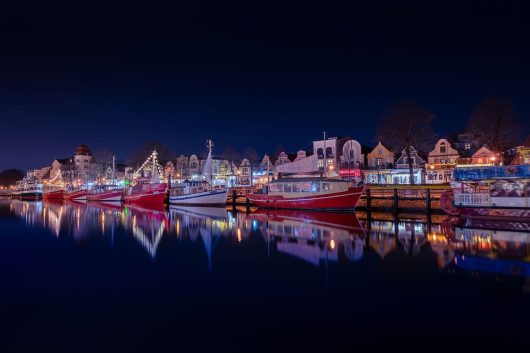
[1, 1, 529, 170]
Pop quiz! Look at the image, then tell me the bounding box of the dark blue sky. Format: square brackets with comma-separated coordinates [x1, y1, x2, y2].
[1, 0, 529, 170]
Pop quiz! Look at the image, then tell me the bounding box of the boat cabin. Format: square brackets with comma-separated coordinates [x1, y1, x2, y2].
[267, 178, 353, 194]
[170, 180, 225, 196]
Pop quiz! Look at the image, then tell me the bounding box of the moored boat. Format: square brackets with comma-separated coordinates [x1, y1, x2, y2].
[123, 181, 167, 208]
[42, 186, 64, 200]
[441, 164, 530, 220]
[123, 150, 168, 208]
[87, 185, 124, 202]
[64, 188, 89, 201]
[247, 177, 364, 210]
[169, 182, 228, 206]
[169, 139, 228, 206]
[11, 178, 42, 200]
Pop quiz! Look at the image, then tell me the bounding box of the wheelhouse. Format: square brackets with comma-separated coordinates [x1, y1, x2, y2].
[268, 178, 352, 194]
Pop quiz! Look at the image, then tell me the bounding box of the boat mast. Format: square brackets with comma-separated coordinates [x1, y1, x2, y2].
[323, 131, 327, 177]
[207, 139, 214, 186]
[152, 150, 157, 182]
[112, 155, 116, 184]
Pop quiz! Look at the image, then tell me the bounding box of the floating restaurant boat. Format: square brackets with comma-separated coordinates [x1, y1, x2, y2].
[247, 177, 365, 211]
[123, 150, 167, 208]
[11, 178, 42, 200]
[169, 140, 228, 206]
[441, 164, 530, 220]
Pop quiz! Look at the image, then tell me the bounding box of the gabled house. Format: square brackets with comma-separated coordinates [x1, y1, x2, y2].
[366, 142, 394, 169]
[426, 139, 459, 184]
[395, 146, 425, 169]
[471, 146, 499, 165]
[428, 139, 459, 164]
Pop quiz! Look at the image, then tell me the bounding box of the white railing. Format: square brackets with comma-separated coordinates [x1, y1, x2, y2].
[454, 193, 490, 206]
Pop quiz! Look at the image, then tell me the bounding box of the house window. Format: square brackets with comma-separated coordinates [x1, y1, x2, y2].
[284, 183, 292, 192]
[349, 150, 354, 160]
[440, 143, 447, 154]
[317, 148, 324, 157]
[326, 147, 332, 157]
[464, 143, 471, 150]
[376, 158, 383, 166]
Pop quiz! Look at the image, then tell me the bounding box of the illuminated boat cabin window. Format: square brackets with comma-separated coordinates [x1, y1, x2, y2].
[269, 180, 334, 193]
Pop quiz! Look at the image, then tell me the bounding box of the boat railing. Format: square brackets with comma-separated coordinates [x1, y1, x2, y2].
[453, 164, 530, 180]
[454, 192, 491, 206]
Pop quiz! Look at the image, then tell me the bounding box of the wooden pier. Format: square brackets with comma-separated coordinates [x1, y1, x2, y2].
[227, 187, 254, 211]
[357, 184, 450, 214]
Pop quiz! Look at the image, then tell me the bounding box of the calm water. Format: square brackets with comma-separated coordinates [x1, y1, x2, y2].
[1, 199, 529, 352]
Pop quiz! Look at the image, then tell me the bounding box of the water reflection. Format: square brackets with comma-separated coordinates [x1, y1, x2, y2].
[249, 210, 366, 265]
[4, 199, 530, 285]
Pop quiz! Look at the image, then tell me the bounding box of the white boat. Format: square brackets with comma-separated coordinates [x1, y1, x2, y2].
[11, 178, 42, 200]
[169, 139, 228, 206]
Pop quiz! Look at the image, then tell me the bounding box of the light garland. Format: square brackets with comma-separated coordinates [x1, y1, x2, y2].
[133, 150, 164, 179]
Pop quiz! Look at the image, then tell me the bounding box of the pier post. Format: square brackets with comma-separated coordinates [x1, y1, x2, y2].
[392, 188, 399, 213]
[426, 188, 431, 214]
[366, 188, 371, 212]
[245, 195, 250, 213]
[232, 189, 237, 207]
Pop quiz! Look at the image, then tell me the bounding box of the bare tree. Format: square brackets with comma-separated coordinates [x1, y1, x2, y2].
[376, 100, 436, 184]
[91, 149, 114, 179]
[128, 142, 176, 168]
[0, 169, 25, 186]
[467, 97, 521, 152]
[222, 146, 240, 174]
[242, 148, 259, 164]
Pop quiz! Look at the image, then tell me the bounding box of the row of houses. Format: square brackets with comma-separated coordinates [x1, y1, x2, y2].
[27, 134, 530, 187]
[246, 134, 530, 186]
[26, 145, 132, 187]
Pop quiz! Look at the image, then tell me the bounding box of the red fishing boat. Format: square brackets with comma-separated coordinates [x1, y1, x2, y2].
[64, 188, 89, 201]
[123, 182, 167, 208]
[42, 186, 64, 200]
[247, 177, 364, 210]
[122, 150, 168, 208]
[87, 185, 124, 202]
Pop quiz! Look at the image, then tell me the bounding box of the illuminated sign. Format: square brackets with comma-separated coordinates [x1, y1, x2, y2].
[339, 169, 361, 177]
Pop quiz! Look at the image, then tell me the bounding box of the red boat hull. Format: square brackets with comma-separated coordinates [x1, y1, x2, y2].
[42, 189, 64, 200]
[441, 190, 530, 221]
[123, 183, 167, 208]
[64, 190, 88, 201]
[87, 189, 124, 202]
[455, 207, 530, 221]
[247, 186, 364, 210]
